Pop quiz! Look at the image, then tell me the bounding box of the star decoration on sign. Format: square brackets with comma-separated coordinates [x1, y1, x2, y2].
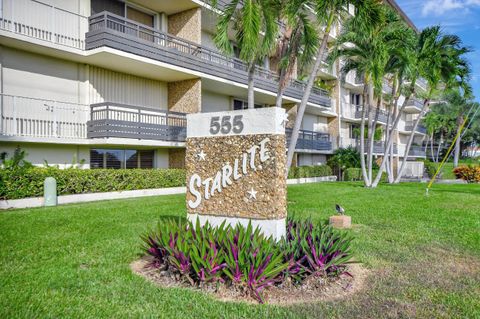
[280, 113, 289, 128]
[247, 188, 257, 200]
[197, 150, 206, 161]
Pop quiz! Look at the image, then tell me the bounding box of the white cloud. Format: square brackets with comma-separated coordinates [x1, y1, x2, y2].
[422, 0, 480, 16]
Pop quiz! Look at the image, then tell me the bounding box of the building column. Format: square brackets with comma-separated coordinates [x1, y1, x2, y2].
[167, 78, 202, 168]
[167, 8, 201, 44]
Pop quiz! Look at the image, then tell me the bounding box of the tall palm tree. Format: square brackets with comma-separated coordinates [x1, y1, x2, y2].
[394, 26, 472, 182]
[328, 0, 390, 187]
[285, 0, 363, 173]
[213, 0, 280, 109]
[274, 0, 319, 109]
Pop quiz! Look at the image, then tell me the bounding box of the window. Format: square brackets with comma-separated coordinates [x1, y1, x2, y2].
[90, 149, 154, 169]
[350, 93, 361, 107]
[233, 99, 264, 110]
[91, 0, 125, 16]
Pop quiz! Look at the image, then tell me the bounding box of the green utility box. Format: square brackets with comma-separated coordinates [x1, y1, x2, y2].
[44, 177, 57, 207]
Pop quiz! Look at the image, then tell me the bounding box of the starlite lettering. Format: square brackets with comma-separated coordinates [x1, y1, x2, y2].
[188, 137, 271, 209]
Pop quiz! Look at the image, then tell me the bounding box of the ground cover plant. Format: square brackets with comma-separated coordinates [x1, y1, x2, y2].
[141, 218, 353, 303]
[1, 182, 479, 318]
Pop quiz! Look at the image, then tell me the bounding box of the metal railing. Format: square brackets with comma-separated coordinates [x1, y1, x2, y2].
[87, 102, 187, 142]
[353, 106, 391, 124]
[405, 98, 424, 110]
[341, 138, 398, 154]
[286, 128, 332, 151]
[0, 93, 89, 139]
[382, 79, 392, 94]
[405, 121, 427, 134]
[416, 77, 427, 90]
[86, 12, 330, 105]
[408, 146, 426, 157]
[0, 0, 88, 49]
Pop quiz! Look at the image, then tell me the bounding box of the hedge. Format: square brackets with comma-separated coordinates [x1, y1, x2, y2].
[287, 165, 333, 179]
[0, 167, 186, 200]
[343, 168, 386, 182]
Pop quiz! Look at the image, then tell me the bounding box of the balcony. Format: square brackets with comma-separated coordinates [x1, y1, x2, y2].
[342, 103, 390, 124]
[416, 77, 428, 91]
[382, 79, 392, 94]
[408, 146, 426, 157]
[286, 129, 332, 152]
[341, 138, 398, 154]
[0, 94, 89, 139]
[85, 12, 332, 108]
[405, 121, 427, 134]
[317, 52, 337, 79]
[343, 70, 364, 91]
[404, 98, 423, 113]
[0, 0, 88, 50]
[0, 94, 187, 143]
[87, 103, 187, 142]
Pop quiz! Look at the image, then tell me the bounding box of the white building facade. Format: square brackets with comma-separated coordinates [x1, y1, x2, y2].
[0, 0, 426, 175]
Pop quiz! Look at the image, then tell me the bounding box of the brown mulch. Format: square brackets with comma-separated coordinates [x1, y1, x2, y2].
[131, 256, 368, 305]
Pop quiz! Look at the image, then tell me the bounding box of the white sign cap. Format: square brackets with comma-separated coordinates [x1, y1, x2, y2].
[187, 107, 287, 138]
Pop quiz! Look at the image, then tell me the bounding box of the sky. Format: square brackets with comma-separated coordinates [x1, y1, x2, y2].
[396, 0, 480, 102]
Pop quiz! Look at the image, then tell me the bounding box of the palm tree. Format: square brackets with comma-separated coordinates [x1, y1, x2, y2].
[274, 0, 319, 109]
[394, 26, 472, 182]
[286, 0, 362, 173]
[328, 0, 391, 187]
[433, 90, 475, 166]
[213, 0, 280, 109]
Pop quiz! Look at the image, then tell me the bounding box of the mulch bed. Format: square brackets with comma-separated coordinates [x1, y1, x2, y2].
[131, 256, 368, 305]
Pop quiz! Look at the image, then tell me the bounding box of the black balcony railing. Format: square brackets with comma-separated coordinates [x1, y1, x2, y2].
[354, 107, 391, 124]
[405, 122, 427, 134]
[349, 139, 398, 154]
[286, 129, 332, 151]
[86, 12, 331, 107]
[408, 146, 426, 157]
[405, 98, 424, 110]
[87, 102, 187, 141]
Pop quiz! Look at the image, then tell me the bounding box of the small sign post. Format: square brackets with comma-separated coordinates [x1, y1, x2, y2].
[185, 108, 288, 240]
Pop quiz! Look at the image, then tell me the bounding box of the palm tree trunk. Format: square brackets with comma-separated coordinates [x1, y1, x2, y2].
[430, 133, 435, 161]
[453, 116, 463, 167]
[435, 134, 443, 163]
[367, 105, 379, 184]
[371, 91, 414, 187]
[247, 63, 255, 109]
[395, 99, 430, 183]
[285, 14, 334, 173]
[360, 83, 370, 186]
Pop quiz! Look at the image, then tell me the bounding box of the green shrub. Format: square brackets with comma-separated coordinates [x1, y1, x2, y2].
[0, 167, 186, 200]
[343, 168, 386, 182]
[424, 160, 442, 179]
[343, 168, 362, 181]
[287, 165, 332, 179]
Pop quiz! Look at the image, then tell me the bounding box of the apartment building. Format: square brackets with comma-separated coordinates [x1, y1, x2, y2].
[0, 0, 426, 176]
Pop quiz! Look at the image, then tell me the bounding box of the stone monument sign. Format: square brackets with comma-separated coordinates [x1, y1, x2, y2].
[185, 107, 288, 240]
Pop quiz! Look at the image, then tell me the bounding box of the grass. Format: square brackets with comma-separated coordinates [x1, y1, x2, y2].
[1, 182, 479, 318]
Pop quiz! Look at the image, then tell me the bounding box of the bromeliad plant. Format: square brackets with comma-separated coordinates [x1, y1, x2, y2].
[141, 217, 353, 303]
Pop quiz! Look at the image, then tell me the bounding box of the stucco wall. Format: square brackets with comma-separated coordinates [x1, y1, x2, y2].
[88, 66, 168, 109]
[0, 46, 84, 103]
[202, 90, 231, 113]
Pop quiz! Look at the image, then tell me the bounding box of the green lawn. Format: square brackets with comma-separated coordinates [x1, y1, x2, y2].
[1, 182, 479, 318]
